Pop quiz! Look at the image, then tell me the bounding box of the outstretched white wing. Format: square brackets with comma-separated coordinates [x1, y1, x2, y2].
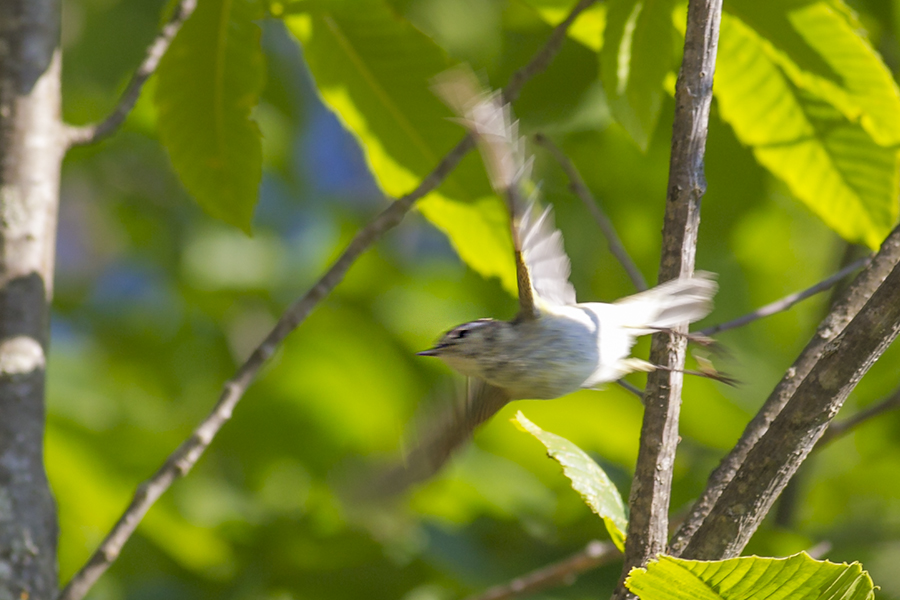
[518, 201, 577, 308]
[433, 66, 577, 313]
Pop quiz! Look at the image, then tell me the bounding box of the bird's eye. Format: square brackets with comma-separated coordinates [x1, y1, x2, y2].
[455, 328, 469, 339]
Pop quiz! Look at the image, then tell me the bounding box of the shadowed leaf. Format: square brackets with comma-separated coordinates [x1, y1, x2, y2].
[155, 0, 265, 232]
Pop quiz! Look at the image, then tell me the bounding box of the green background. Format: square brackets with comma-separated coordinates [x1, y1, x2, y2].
[55, 0, 900, 598]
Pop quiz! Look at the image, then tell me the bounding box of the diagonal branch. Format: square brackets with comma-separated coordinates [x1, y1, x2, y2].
[817, 385, 900, 448]
[64, 0, 197, 148]
[464, 541, 620, 600]
[677, 256, 900, 559]
[699, 257, 870, 336]
[533, 133, 648, 291]
[55, 3, 597, 600]
[669, 224, 900, 555]
[613, 0, 722, 597]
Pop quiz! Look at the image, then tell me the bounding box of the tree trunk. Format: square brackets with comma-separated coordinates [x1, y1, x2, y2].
[0, 0, 63, 597]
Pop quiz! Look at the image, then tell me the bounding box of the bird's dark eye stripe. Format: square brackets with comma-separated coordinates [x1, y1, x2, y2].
[455, 329, 469, 339]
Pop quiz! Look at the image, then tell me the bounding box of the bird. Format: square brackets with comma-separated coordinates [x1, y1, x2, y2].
[377, 68, 720, 493]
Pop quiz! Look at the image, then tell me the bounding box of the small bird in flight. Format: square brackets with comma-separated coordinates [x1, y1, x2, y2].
[379, 68, 720, 493]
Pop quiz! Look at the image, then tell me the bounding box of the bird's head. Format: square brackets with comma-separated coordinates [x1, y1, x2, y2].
[417, 318, 505, 377]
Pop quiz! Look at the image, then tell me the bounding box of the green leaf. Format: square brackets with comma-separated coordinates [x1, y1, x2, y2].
[155, 0, 265, 233]
[726, 0, 900, 147]
[283, 0, 517, 294]
[626, 553, 875, 600]
[601, 0, 676, 151]
[714, 12, 899, 249]
[514, 411, 627, 551]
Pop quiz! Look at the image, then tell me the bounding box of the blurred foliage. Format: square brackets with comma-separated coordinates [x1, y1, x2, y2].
[54, 0, 900, 600]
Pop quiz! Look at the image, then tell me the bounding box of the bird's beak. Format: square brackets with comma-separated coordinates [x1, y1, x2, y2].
[416, 345, 444, 357]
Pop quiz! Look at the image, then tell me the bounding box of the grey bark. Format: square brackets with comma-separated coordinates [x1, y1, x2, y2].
[0, 0, 64, 598]
[613, 0, 722, 596]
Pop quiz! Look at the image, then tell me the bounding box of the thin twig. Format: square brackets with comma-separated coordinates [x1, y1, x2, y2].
[612, 0, 722, 597]
[464, 541, 620, 600]
[56, 3, 597, 600]
[699, 257, 871, 336]
[533, 133, 648, 291]
[669, 225, 900, 555]
[64, 0, 197, 148]
[818, 386, 900, 447]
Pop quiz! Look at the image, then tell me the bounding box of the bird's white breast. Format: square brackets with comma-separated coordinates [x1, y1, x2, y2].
[477, 305, 602, 400]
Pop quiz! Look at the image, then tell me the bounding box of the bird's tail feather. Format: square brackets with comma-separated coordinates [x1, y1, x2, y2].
[615, 272, 717, 332]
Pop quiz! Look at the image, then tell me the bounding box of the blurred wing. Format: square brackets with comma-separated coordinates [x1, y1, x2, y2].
[433, 67, 575, 316]
[369, 379, 511, 495]
[432, 67, 526, 191]
[519, 200, 577, 309]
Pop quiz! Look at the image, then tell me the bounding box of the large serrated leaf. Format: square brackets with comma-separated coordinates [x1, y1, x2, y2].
[726, 0, 900, 147]
[714, 12, 899, 249]
[600, 0, 676, 151]
[155, 0, 265, 232]
[283, 0, 517, 294]
[626, 553, 875, 600]
[514, 411, 627, 551]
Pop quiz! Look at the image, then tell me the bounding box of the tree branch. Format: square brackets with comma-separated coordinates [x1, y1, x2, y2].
[669, 224, 900, 555]
[533, 133, 648, 291]
[677, 257, 900, 559]
[613, 0, 722, 597]
[0, 0, 64, 597]
[817, 385, 900, 448]
[776, 384, 900, 527]
[56, 3, 597, 599]
[464, 541, 620, 600]
[63, 0, 197, 148]
[698, 257, 870, 336]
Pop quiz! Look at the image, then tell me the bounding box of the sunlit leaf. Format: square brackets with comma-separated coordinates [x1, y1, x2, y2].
[626, 553, 875, 600]
[283, 0, 517, 294]
[514, 411, 627, 551]
[155, 0, 265, 232]
[600, 0, 676, 151]
[714, 12, 899, 249]
[726, 0, 900, 147]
